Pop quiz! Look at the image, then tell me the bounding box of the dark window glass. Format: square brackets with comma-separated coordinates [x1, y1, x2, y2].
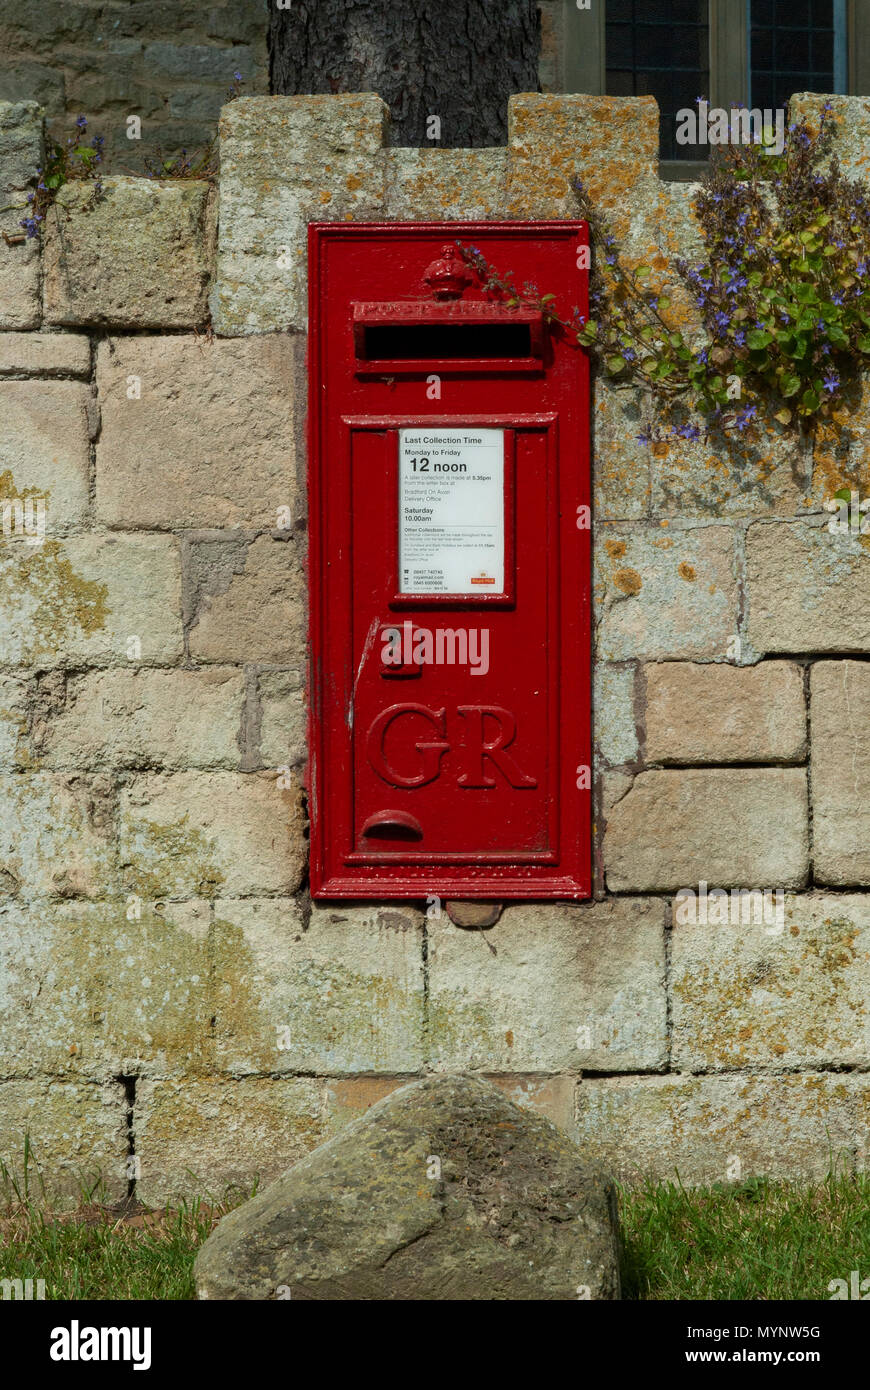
[750, 0, 834, 110]
[605, 69, 636, 96]
[812, 30, 833, 70]
[777, 31, 811, 69]
[606, 0, 709, 160]
[606, 25, 634, 67]
[751, 28, 774, 72]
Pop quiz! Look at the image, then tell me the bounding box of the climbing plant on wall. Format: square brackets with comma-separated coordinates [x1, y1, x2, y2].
[462, 106, 870, 439]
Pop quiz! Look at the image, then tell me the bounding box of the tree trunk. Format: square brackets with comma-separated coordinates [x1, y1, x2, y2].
[269, 0, 540, 147]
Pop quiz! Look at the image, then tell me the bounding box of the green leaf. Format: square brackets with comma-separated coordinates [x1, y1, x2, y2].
[774, 407, 792, 425]
[801, 387, 821, 412]
[747, 329, 773, 349]
[606, 355, 627, 374]
[780, 373, 801, 397]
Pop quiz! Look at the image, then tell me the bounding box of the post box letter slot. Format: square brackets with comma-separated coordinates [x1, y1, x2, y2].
[362, 323, 532, 360]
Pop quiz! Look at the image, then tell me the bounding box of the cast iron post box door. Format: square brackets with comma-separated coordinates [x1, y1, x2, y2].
[308, 221, 591, 899]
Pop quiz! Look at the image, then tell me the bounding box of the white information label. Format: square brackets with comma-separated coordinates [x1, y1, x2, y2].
[398, 428, 505, 595]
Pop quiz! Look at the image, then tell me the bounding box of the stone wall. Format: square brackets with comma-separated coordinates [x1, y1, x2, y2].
[0, 1, 269, 168]
[1, 89, 869, 1206]
[0, 2, 559, 170]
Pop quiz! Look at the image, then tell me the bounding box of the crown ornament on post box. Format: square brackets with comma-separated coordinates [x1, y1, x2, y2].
[423, 244, 473, 299]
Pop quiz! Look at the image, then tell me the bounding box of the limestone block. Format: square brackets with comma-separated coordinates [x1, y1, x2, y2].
[257, 668, 306, 770]
[595, 524, 738, 661]
[211, 94, 388, 335]
[811, 661, 870, 883]
[119, 770, 306, 898]
[0, 102, 41, 330]
[0, 898, 212, 1079]
[0, 772, 117, 900]
[604, 768, 809, 891]
[647, 412, 806, 519]
[0, 673, 27, 766]
[747, 521, 870, 655]
[0, 1077, 128, 1208]
[594, 662, 638, 766]
[0, 533, 182, 668]
[212, 900, 425, 1074]
[134, 1075, 326, 1206]
[96, 335, 298, 529]
[36, 667, 245, 770]
[671, 892, 870, 1069]
[0, 379, 91, 528]
[507, 93, 660, 240]
[592, 380, 652, 521]
[427, 899, 667, 1072]
[385, 149, 507, 220]
[644, 660, 806, 764]
[0, 331, 90, 376]
[44, 177, 214, 329]
[575, 1072, 860, 1183]
[187, 534, 305, 664]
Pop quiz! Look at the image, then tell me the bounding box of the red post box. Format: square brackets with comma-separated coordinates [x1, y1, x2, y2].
[307, 221, 591, 899]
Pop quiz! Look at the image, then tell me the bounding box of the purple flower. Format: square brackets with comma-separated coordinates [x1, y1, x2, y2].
[76, 114, 87, 130]
[823, 372, 840, 393]
[735, 406, 757, 431]
[234, 70, 243, 82]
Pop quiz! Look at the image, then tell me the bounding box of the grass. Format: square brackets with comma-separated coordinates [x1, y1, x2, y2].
[1, 1165, 869, 1299]
[620, 1172, 870, 1300]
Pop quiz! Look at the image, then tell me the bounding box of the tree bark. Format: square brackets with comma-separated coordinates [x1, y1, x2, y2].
[269, 0, 540, 147]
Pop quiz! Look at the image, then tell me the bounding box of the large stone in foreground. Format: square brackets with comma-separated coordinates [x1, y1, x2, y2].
[194, 1075, 620, 1301]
